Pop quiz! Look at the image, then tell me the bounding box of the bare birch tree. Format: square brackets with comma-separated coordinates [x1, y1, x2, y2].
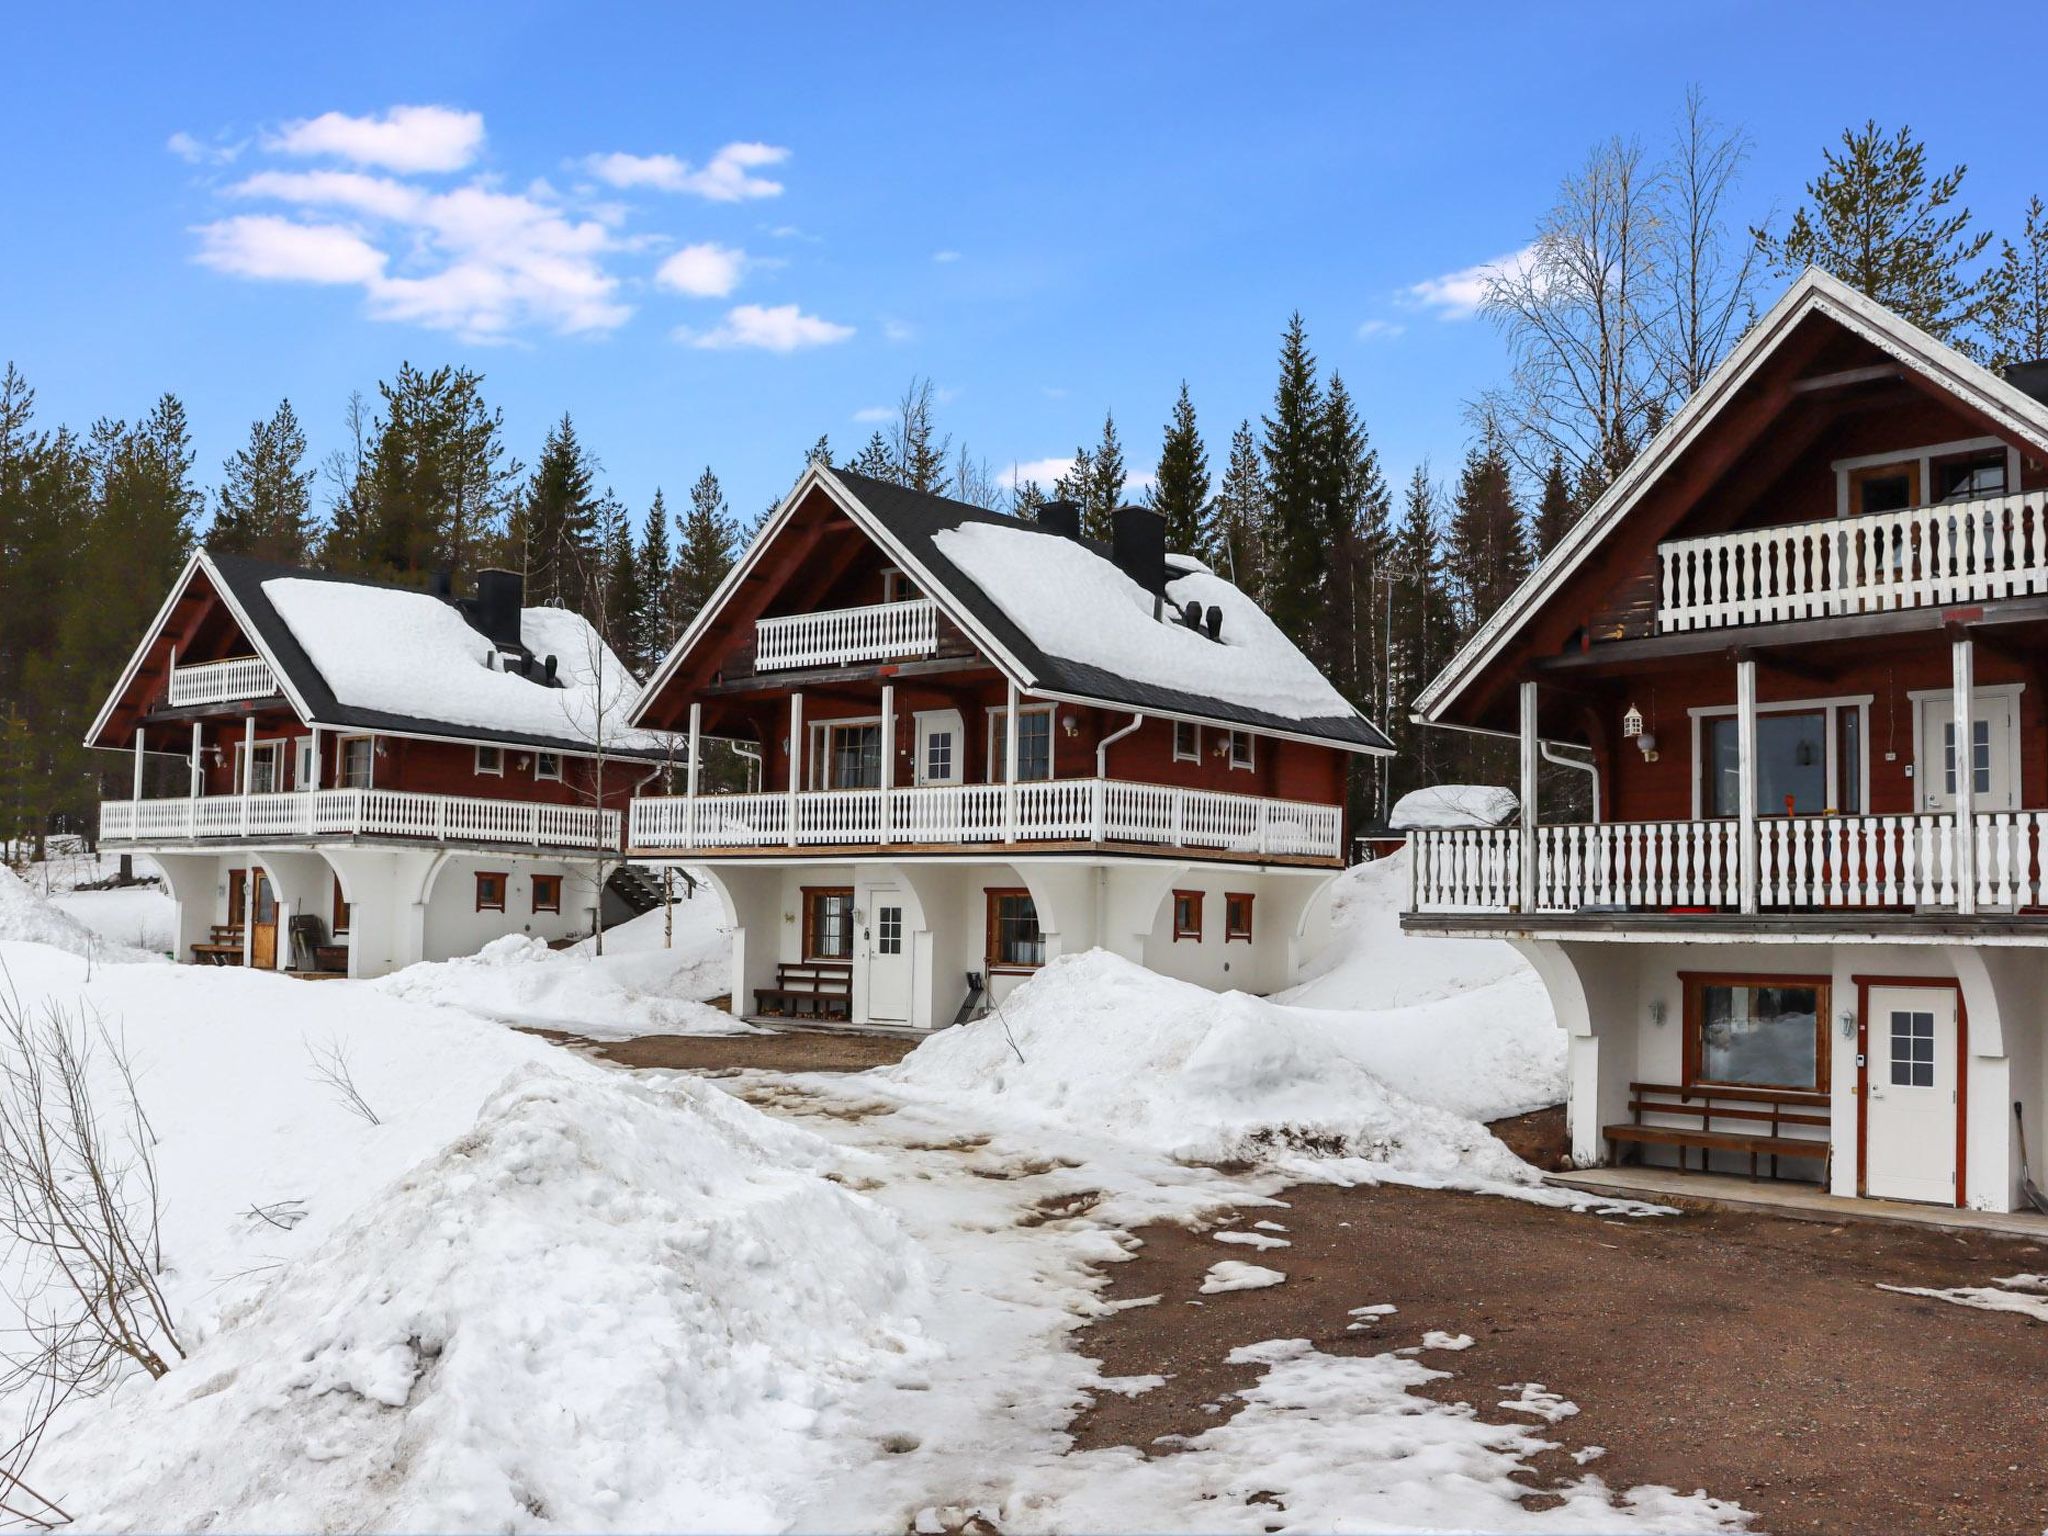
[1654, 87, 1759, 399]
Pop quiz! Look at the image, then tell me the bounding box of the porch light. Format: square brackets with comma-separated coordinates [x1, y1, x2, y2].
[1622, 703, 1643, 738]
[1061, 714, 1079, 738]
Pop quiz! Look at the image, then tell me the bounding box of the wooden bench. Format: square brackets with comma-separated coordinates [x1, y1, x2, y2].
[191, 924, 245, 966]
[754, 961, 853, 1021]
[1605, 1082, 1830, 1181]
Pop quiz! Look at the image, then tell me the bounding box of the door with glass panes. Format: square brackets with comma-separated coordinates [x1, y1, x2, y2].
[1862, 984, 1960, 1204]
[1915, 692, 2017, 813]
[858, 886, 911, 1022]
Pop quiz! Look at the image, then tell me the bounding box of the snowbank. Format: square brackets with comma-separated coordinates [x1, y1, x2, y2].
[50, 886, 178, 954]
[0, 868, 159, 964]
[890, 950, 1538, 1184]
[47, 1066, 931, 1532]
[931, 522, 1362, 724]
[1390, 783, 1519, 830]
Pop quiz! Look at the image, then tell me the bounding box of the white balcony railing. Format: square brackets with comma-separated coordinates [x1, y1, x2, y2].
[1657, 489, 2048, 633]
[1409, 811, 2048, 915]
[755, 598, 939, 671]
[166, 655, 279, 707]
[629, 778, 1343, 860]
[100, 790, 620, 852]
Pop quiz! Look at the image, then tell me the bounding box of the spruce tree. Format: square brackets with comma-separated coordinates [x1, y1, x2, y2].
[1385, 466, 1457, 798]
[362, 364, 517, 584]
[594, 491, 643, 659]
[1052, 448, 1094, 521]
[1318, 373, 1391, 716]
[1206, 420, 1267, 595]
[1010, 479, 1047, 519]
[1755, 120, 1993, 348]
[848, 431, 896, 483]
[1146, 384, 1209, 553]
[889, 378, 951, 494]
[804, 434, 832, 468]
[1988, 195, 2048, 368]
[635, 489, 676, 661]
[675, 466, 739, 630]
[1444, 427, 1531, 635]
[212, 399, 316, 561]
[1532, 448, 1577, 556]
[1082, 412, 1127, 540]
[515, 414, 601, 609]
[1260, 313, 1326, 651]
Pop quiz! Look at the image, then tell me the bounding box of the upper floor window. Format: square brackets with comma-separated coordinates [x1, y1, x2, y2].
[987, 707, 1054, 782]
[819, 721, 881, 789]
[534, 750, 562, 781]
[1226, 729, 1256, 771]
[1173, 721, 1200, 762]
[1836, 439, 2014, 518]
[882, 568, 920, 604]
[476, 745, 503, 776]
[338, 737, 373, 789]
[1933, 449, 2007, 502]
[1850, 462, 1916, 516]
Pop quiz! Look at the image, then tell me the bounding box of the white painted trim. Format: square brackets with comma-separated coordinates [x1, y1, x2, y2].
[1831, 435, 2018, 519]
[1688, 694, 1872, 819]
[1173, 721, 1201, 763]
[333, 733, 376, 790]
[533, 750, 562, 782]
[474, 744, 504, 777]
[985, 702, 1054, 784]
[1830, 435, 2004, 473]
[1414, 267, 2048, 724]
[1226, 729, 1256, 772]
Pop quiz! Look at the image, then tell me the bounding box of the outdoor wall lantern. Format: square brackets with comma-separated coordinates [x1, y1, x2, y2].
[1622, 703, 1657, 762]
[1839, 1009, 1858, 1039]
[1061, 714, 1079, 738]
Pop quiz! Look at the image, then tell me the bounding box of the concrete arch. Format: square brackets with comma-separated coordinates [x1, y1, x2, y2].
[1945, 943, 2019, 1059]
[1509, 937, 1642, 1167]
[148, 852, 221, 965]
[1096, 862, 1187, 965]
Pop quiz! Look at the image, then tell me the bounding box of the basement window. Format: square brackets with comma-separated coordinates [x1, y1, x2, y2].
[1225, 892, 1254, 942]
[986, 889, 1044, 971]
[1172, 890, 1203, 942]
[475, 871, 508, 913]
[531, 874, 561, 914]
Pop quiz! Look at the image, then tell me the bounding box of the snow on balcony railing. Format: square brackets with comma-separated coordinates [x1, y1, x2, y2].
[1408, 810, 2048, 914]
[627, 778, 1343, 859]
[165, 655, 280, 707]
[100, 790, 619, 851]
[1657, 489, 2048, 633]
[754, 598, 939, 671]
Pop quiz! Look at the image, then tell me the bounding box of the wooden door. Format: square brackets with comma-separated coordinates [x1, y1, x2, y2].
[249, 870, 277, 970]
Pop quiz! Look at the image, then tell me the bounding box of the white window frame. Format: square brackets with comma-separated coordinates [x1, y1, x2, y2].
[235, 737, 288, 794]
[1226, 729, 1255, 772]
[534, 750, 562, 782]
[808, 715, 884, 790]
[882, 567, 920, 604]
[985, 704, 1056, 783]
[1831, 436, 2018, 517]
[294, 736, 316, 790]
[1173, 720, 1201, 763]
[336, 735, 375, 790]
[475, 744, 504, 777]
[1687, 694, 1872, 819]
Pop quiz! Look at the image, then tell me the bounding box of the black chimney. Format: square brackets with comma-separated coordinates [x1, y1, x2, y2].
[1036, 499, 1082, 540]
[474, 568, 524, 650]
[1204, 604, 1223, 641]
[1182, 600, 1203, 629]
[428, 569, 453, 600]
[1111, 504, 1166, 595]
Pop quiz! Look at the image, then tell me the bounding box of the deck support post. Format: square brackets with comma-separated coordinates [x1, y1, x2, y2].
[1003, 680, 1020, 844]
[879, 684, 895, 846]
[132, 727, 145, 803]
[241, 716, 255, 836]
[307, 726, 321, 793]
[787, 692, 803, 849]
[685, 702, 701, 852]
[1954, 635, 1978, 915]
[189, 720, 202, 798]
[1737, 655, 1759, 913]
[1518, 681, 1538, 912]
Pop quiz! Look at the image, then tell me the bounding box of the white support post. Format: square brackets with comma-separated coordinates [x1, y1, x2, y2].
[308, 725, 322, 793]
[1736, 655, 1759, 914]
[1518, 681, 1539, 912]
[132, 727, 145, 802]
[241, 716, 255, 836]
[189, 720, 202, 799]
[240, 868, 254, 968]
[1954, 635, 1977, 915]
[787, 692, 804, 849]
[879, 684, 895, 846]
[275, 900, 291, 972]
[685, 702, 702, 852]
[1003, 680, 1020, 844]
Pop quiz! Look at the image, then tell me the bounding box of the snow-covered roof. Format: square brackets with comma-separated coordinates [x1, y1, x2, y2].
[1389, 784, 1520, 831]
[261, 578, 665, 753]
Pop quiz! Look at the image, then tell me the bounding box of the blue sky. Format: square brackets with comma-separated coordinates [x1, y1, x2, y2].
[7, 2, 2048, 529]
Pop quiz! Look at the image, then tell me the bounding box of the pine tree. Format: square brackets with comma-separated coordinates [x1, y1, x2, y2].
[1052, 448, 1094, 520]
[1318, 373, 1391, 712]
[362, 364, 517, 584]
[804, 434, 833, 468]
[1384, 466, 1457, 799]
[1147, 384, 1209, 553]
[848, 431, 896, 483]
[594, 491, 643, 658]
[1261, 313, 1326, 651]
[1206, 420, 1267, 595]
[675, 466, 738, 630]
[317, 391, 377, 572]
[1532, 448, 1577, 556]
[1081, 412, 1127, 540]
[515, 414, 601, 609]
[1444, 427, 1531, 634]
[1010, 479, 1048, 519]
[212, 399, 316, 561]
[1988, 195, 2048, 369]
[634, 489, 676, 662]
[888, 378, 951, 494]
[1755, 120, 1993, 348]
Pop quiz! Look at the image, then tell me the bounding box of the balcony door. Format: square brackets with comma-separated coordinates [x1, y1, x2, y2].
[914, 710, 963, 786]
[1914, 690, 2018, 814]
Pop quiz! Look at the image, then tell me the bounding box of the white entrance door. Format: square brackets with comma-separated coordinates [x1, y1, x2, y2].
[1916, 692, 2018, 813]
[860, 887, 912, 1023]
[914, 710, 964, 786]
[1864, 985, 1960, 1204]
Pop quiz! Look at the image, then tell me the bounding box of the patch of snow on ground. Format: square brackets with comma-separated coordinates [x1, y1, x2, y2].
[1201, 1260, 1286, 1293]
[49, 885, 178, 954]
[1877, 1273, 2048, 1322]
[0, 869, 161, 964]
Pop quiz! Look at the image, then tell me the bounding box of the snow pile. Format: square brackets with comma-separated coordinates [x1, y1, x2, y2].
[46, 1065, 931, 1531]
[263, 577, 670, 750]
[890, 950, 1538, 1184]
[373, 912, 742, 1040]
[931, 522, 1362, 723]
[1390, 783, 1519, 830]
[0, 868, 158, 964]
[50, 886, 178, 954]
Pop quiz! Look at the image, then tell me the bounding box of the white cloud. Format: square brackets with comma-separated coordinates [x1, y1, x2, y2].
[655, 242, 747, 298]
[682, 303, 853, 352]
[584, 142, 789, 201]
[1356, 318, 1406, 340]
[851, 405, 893, 423]
[167, 130, 242, 167]
[1403, 244, 1536, 320]
[193, 216, 387, 285]
[999, 456, 1076, 491]
[932, 249, 961, 263]
[270, 105, 484, 174]
[881, 317, 915, 344]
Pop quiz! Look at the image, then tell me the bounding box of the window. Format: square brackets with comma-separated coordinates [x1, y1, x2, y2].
[803, 887, 854, 960]
[296, 736, 316, 789]
[1850, 462, 1917, 516]
[237, 740, 283, 794]
[1933, 450, 2007, 502]
[1225, 892, 1255, 942]
[1173, 721, 1200, 762]
[475, 871, 508, 912]
[1227, 730, 1255, 771]
[531, 874, 561, 913]
[1172, 889, 1203, 941]
[338, 737, 374, 789]
[331, 875, 350, 936]
[986, 888, 1044, 970]
[534, 751, 562, 781]
[1943, 717, 1992, 797]
[882, 568, 920, 603]
[925, 728, 954, 784]
[1683, 973, 1828, 1091]
[987, 708, 1054, 782]
[1703, 710, 1827, 817]
[875, 904, 903, 955]
[821, 723, 881, 789]
[1889, 1010, 1937, 1087]
[475, 745, 503, 777]
[227, 869, 247, 928]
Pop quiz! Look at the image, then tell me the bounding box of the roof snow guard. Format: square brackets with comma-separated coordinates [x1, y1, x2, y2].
[634, 466, 1391, 754]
